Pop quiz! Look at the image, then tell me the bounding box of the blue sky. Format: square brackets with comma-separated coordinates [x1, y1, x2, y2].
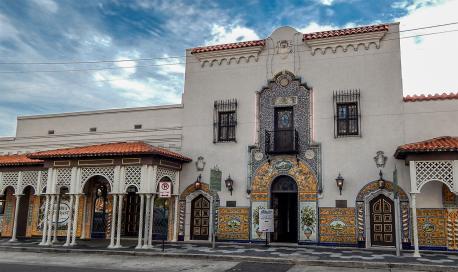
[0, 0, 457, 136]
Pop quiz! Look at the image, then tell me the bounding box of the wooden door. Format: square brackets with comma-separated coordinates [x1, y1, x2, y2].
[123, 190, 140, 236]
[370, 195, 395, 246]
[274, 107, 294, 152]
[190, 195, 210, 240]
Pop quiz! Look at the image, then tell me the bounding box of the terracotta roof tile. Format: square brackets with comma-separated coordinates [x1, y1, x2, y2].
[0, 154, 43, 166]
[303, 24, 389, 41]
[403, 92, 458, 102]
[28, 142, 191, 162]
[191, 40, 265, 54]
[394, 136, 458, 159]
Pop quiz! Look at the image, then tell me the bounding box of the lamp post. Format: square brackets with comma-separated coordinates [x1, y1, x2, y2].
[335, 173, 344, 195]
[225, 175, 234, 195]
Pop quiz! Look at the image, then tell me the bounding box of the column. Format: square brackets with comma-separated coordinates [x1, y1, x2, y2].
[142, 194, 151, 248]
[115, 194, 124, 248]
[411, 193, 421, 257]
[173, 196, 179, 242]
[81, 195, 87, 239]
[136, 194, 145, 249]
[108, 194, 118, 248]
[63, 195, 75, 246]
[46, 194, 55, 245]
[147, 195, 155, 247]
[70, 194, 80, 246]
[52, 194, 61, 243]
[39, 194, 50, 246]
[9, 194, 22, 242]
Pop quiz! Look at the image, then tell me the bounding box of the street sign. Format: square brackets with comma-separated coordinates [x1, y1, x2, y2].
[159, 181, 171, 198]
[259, 209, 274, 233]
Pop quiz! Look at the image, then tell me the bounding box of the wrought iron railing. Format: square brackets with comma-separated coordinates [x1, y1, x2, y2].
[265, 129, 299, 154]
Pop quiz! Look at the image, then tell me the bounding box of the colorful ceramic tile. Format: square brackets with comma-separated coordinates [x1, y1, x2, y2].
[251, 202, 267, 240]
[417, 209, 447, 247]
[300, 202, 317, 242]
[218, 207, 249, 240]
[319, 208, 356, 244]
[447, 208, 458, 250]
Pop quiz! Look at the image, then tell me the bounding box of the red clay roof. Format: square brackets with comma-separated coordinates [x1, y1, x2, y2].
[403, 92, 458, 102]
[190, 23, 389, 54]
[0, 154, 43, 166]
[191, 39, 265, 54]
[303, 24, 389, 40]
[28, 142, 192, 162]
[394, 136, 458, 159]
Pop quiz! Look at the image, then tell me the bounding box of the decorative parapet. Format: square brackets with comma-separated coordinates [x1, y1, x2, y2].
[191, 45, 264, 67]
[304, 31, 387, 55]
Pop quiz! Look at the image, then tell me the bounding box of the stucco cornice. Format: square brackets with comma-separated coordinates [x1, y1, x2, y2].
[192, 46, 264, 67]
[304, 31, 387, 55]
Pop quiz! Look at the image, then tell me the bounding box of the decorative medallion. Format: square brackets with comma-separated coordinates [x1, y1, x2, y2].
[423, 221, 435, 233]
[254, 152, 264, 162]
[305, 149, 315, 160]
[273, 160, 293, 172]
[277, 40, 292, 59]
[373, 151, 387, 168]
[196, 156, 206, 171]
[330, 220, 346, 231]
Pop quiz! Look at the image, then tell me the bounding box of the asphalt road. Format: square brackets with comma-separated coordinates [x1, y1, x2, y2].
[0, 251, 425, 272]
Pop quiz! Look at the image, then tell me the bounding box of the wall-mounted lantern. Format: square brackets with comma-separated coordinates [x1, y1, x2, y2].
[225, 175, 234, 195]
[378, 170, 386, 189]
[335, 173, 344, 195]
[194, 174, 202, 190]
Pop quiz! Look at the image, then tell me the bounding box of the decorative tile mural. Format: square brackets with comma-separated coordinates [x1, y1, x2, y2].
[251, 202, 267, 240]
[447, 208, 458, 250]
[319, 208, 357, 244]
[1, 191, 14, 237]
[300, 202, 317, 242]
[218, 207, 249, 240]
[417, 209, 447, 247]
[443, 185, 457, 208]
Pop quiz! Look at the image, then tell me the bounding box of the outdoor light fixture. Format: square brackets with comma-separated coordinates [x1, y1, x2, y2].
[194, 174, 202, 190]
[378, 170, 386, 189]
[335, 173, 344, 195]
[225, 175, 234, 195]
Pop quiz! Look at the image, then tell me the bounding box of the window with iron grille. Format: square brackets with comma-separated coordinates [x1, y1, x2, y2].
[214, 99, 237, 142]
[333, 90, 361, 137]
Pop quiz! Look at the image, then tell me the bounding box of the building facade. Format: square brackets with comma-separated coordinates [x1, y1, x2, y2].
[0, 23, 458, 256]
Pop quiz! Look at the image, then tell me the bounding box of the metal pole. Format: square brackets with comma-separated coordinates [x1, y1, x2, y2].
[393, 167, 401, 256]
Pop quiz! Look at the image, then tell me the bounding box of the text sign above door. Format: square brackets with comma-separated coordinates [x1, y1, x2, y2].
[159, 181, 172, 198]
[259, 209, 274, 233]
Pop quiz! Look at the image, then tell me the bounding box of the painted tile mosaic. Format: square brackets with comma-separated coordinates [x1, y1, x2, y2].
[447, 208, 458, 250]
[218, 207, 249, 240]
[319, 208, 357, 244]
[417, 209, 447, 247]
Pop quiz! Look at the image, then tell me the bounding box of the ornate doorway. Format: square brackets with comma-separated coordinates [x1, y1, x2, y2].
[190, 195, 210, 240]
[84, 176, 110, 239]
[370, 194, 395, 246]
[271, 176, 298, 243]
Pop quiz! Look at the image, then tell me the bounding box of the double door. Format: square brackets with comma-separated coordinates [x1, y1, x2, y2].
[370, 194, 395, 246]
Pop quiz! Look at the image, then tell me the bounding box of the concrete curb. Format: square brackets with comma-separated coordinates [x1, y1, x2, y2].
[0, 245, 456, 272]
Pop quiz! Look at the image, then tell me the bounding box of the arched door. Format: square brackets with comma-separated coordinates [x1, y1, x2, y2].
[191, 195, 210, 240]
[370, 194, 395, 246]
[271, 176, 298, 243]
[17, 186, 34, 238]
[123, 186, 140, 237]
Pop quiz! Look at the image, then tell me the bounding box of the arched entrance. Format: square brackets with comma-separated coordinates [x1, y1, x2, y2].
[16, 186, 34, 238]
[190, 195, 210, 240]
[369, 194, 395, 246]
[123, 186, 139, 237]
[152, 177, 172, 240]
[83, 176, 111, 239]
[270, 176, 298, 243]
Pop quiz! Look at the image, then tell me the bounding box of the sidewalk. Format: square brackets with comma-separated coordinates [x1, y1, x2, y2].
[1, 238, 458, 271]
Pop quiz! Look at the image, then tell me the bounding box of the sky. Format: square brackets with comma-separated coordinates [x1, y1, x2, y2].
[0, 0, 457, 136]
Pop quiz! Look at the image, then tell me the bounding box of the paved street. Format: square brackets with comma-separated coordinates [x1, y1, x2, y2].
[0, 251, 433, 272]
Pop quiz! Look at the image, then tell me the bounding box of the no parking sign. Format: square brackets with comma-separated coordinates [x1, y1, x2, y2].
[159, 181, 171, 198]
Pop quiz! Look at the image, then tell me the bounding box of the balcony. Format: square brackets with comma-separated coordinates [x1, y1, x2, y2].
[265, 129, 299, 154]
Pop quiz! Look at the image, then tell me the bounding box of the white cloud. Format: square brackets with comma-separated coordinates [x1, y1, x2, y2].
[398, 0, 458, 95]
[319, 0, 334, 6]
[206, 24, 260, 45]
[298, 22, 356, 33]
[32, 0, 58, 13]
[155, 55, 185, 75]
[0, 14, 19, 41]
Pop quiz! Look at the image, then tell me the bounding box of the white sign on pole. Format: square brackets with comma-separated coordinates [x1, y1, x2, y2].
[159, 181, 172, 198]
[259, 209, 274, 233]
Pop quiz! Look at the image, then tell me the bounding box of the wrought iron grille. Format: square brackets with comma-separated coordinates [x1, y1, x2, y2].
[213, 99, 237, 143]
[265, 129, 299, 154]
[333, 89, 361, 137]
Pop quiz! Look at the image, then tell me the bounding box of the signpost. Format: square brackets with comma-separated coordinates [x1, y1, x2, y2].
[393, 167, 402, 256]
[259, 209, 274, 246]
